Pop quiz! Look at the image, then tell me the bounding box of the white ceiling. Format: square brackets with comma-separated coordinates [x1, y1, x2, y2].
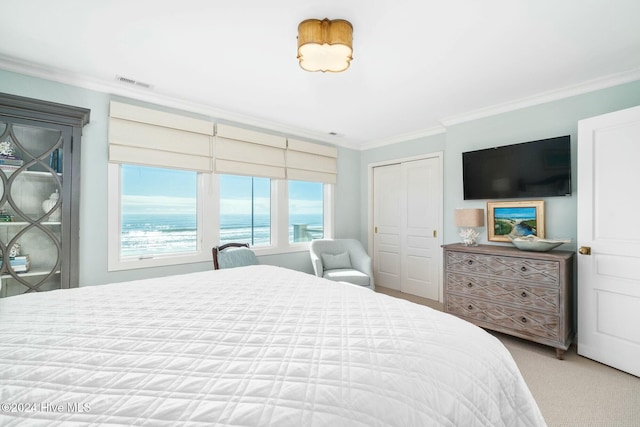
[1, 0, 639, 149]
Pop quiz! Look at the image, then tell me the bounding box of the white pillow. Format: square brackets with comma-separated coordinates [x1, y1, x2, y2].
[321, 251, 352, 270]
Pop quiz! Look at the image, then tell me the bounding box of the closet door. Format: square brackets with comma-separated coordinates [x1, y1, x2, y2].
[373, 164, 402, 290]
[373, 155, 442, 300]
[400, 158, 441, 300]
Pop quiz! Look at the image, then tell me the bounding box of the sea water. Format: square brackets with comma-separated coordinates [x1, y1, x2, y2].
[121, 213, 323, 257]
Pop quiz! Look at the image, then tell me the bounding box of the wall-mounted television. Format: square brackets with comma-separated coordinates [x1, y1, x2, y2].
[462, 135, 571, 200]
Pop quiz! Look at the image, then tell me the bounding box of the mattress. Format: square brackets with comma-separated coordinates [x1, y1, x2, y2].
[0, 265, 546, 426]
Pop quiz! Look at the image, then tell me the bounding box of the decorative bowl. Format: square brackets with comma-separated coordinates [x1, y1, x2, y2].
[508, 235, 571, 252]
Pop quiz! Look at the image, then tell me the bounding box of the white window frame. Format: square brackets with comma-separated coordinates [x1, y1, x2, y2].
[108, 164, 334, 270]
[213, 177, 334, 257]
[107, 163, 216, 271]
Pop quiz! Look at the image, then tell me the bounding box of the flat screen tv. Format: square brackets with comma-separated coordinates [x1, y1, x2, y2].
[462, 135, 571, 200]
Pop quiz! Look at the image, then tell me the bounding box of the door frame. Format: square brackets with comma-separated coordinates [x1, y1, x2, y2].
[368, 151, 444, 301]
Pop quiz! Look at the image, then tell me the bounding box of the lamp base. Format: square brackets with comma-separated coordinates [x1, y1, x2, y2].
[459, 228, 480, 246]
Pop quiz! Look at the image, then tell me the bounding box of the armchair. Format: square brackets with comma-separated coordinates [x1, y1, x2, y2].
[309, 239, 374, 290]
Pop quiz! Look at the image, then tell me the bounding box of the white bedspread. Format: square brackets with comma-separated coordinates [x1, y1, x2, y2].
[0, 265, 546, 426]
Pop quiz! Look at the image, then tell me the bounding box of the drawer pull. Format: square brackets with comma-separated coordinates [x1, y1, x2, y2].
[521, 317, 527, 323]
[467, 260, 473, 265]
[521, 266, 527, 272]
[467, 283, 473, 288]
[467, 304, 473, 310]
[521, 291, 527, 298]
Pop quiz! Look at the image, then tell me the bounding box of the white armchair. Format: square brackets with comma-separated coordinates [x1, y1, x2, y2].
[309, 239, 374, 290]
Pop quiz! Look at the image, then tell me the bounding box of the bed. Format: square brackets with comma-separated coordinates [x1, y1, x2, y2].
[0, 265, 546, 426]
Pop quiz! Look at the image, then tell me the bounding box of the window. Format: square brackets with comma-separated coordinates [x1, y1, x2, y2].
[120, 165, 198, 257]
[109, 151, 334, 270]
[108, 163, 214, 271]
[288, 180, 324, 243]
[109, 166, 332, 270]
[107, 104, 335, 271]
[219, 175, 271, 246]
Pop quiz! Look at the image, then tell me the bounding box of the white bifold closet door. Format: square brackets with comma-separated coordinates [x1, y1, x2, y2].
[373, 157, 442, 300]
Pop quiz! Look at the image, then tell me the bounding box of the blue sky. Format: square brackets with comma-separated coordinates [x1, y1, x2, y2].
[122, 165, 323, 215]
[122, 165, 196, 198]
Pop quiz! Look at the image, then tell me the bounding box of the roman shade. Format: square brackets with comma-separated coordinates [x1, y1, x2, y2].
[108, 101, 214, 172]
[286, 139, 338, 184]
[214, 124, 287, 179]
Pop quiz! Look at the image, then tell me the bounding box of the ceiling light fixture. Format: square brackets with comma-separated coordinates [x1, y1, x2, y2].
[297, 18, 353, 73]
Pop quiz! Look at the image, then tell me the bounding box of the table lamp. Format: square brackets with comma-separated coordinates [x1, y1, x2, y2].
[455, 208, 484, 246]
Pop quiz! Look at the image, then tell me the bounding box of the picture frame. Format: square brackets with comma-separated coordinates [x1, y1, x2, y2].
[487, 200, 545, 242]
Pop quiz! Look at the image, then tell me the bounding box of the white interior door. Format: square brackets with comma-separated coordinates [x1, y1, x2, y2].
[401, 158, 441, 299]
[577, 105, 640, 377]
[373, 164, 401, 290]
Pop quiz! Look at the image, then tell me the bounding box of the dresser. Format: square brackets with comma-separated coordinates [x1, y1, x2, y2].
[443, 244, 574, 359]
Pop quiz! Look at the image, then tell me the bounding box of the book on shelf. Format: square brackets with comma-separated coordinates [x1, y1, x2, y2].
[0, 156, 24, 166]
[0, 255, 31, 273]
[49, 149, 63, 173]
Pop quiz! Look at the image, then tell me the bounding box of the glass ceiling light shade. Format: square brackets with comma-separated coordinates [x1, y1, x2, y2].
[297, 18, 353, 73]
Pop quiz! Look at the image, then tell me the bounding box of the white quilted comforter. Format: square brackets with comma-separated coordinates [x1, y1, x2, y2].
[0, 265, 546, 426]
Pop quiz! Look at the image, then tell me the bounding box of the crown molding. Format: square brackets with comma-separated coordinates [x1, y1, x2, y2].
[439, 67, 640, 126]
[2, 54, 639, 151]
[0, 54, 353, 147]
[356, 125, 446, 151]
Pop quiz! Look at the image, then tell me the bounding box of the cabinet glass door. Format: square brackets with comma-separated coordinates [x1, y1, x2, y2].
[0, 118, 71, 297]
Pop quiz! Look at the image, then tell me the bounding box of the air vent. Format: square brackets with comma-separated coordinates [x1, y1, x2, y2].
[115, 75, 154, 90]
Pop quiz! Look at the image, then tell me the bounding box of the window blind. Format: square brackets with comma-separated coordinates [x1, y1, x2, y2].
[108, 101, 214, 172]
[286, 138, 338, 184]
[214, 123, 287, 179]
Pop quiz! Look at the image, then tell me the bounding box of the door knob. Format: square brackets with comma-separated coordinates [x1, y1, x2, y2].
[579, 246, 591, 255]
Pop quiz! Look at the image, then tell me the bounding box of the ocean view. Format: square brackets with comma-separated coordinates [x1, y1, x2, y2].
[121, 213, 323, 257]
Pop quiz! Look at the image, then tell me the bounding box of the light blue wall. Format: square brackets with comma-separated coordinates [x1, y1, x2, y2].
[356, 81, 640, 253]
[442, 80, 640, 251]
[0, 70, 361, 285]
[2, 68, 639, 286]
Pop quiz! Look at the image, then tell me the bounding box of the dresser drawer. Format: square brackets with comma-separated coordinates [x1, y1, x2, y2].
[446, 272, 559, 313]
[446, 294, 560, 341]
[445, 251, 560, 286]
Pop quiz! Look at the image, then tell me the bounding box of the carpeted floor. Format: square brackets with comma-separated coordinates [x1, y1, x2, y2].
[375, 286, 640, 427]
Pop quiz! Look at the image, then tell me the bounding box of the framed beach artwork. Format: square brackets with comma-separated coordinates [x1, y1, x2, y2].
[487, 200, 545, 242]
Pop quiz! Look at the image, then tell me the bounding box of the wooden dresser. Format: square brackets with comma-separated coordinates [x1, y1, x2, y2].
[443, 244, 574, 359]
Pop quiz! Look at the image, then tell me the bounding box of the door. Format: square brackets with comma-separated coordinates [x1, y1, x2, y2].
[401, 158, 441, 299]
[577, 105, 640, 377]
[0, 116, 73, 297]
[372, 156, 442, 299]
[373, 164, 401, 290]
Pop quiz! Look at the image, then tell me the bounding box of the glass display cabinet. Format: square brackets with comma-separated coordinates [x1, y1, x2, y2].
[0, 93, 89, 297]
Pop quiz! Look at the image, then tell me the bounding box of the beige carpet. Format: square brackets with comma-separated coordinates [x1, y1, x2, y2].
[375, 286, 640, 427]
